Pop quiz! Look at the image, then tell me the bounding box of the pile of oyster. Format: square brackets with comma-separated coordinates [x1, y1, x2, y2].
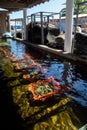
[24, 69, 41, 78]
[35, 82, 54, 96]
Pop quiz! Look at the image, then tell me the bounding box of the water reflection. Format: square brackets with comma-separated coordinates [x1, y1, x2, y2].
[0, 39, 87, 130]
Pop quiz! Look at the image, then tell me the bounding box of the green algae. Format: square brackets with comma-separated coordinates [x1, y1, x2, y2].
[1, 58, 21, 78]
[0, 41, 11, 47]
[0, 51, 4, 57]
[12, 83, 81, 130]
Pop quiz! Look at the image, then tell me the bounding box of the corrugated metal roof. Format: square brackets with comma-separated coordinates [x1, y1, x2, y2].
[0, 0, 49, 12]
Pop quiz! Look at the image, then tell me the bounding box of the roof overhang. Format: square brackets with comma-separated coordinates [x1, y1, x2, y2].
[0, 0, 49, 12]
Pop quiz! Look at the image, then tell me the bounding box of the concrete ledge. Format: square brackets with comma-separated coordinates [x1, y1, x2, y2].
[13, 38, 87, 66]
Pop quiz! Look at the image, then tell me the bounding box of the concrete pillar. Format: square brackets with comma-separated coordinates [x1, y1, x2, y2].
[64, 0, 74, 53]
[52, 16, 54, 24]
[31, 14, 33, 23]
[3, 14, 6, 33]
[6, 15, 10, 32]
[14, 19, 16, 38]
[31, 14, 34, 41]
[47, 16, 49, 24]
[0, 11, 8, 35]
[23, 8, 27, 40]
[33, 14, 36, 23]
[40, 12, 44, 44]
[22, 19, 24, 39]
[59, 12, 62, 32]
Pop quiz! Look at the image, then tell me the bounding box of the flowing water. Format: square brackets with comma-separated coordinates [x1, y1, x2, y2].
[0, 38, 87, 130]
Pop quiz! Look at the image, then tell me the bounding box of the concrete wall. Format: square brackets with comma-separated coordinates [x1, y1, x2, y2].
[53, 14, 87, 33]
[0, 11, 9, 36]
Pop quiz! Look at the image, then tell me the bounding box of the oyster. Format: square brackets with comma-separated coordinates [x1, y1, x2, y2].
[35, 82, 54, 96]
[28, 78, 62, 101]
[22, 69, 42, 82]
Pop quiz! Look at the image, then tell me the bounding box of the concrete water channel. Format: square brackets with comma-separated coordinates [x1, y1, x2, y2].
[0, 38, 87, 130]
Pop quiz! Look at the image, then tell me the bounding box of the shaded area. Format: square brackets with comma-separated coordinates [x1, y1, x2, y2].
[27, 22, 48, 44]
[27, 22, 63, 50]
[74, 32, 87, 55]
[0, 70, 24, 129]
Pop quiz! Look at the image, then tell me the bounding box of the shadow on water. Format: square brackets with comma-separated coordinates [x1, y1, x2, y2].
[0, 74, 24, 130]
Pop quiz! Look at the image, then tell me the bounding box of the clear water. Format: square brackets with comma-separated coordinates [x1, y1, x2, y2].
[0, 38, 87, 130]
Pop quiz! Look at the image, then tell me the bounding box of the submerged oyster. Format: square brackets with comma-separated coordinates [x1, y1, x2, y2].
[35, 82, 54, 96]
[24, 70, 39, 78]
[22, 69, 42, 82]
[28, 78, 62, 101]
[17, 63, 29, 69]
[14, 62, 31, 70]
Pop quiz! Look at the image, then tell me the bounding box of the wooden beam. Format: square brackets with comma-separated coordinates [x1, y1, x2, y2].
[0, 2, 25, 8]
[0, 0, 49, 12]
